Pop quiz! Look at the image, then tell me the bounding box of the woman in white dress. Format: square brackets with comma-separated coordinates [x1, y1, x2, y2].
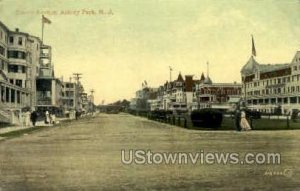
[45, 111, 50, 124]
[25, 110, 31, 127]
[240, 110, 251, 131]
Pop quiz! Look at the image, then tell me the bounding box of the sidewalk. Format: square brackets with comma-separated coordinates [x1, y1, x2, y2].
[0, 118, 70, 137]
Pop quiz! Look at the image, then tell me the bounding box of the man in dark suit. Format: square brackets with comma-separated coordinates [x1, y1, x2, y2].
[234, 105, 241, 131]
[30, 110, 38, 127]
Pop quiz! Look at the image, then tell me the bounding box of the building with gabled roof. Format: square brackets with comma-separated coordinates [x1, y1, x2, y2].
[241, 51, 300, 114]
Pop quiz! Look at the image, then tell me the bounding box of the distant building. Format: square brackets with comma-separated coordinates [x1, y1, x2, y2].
[130, 86, 157, 113]
[241, 51, 300, 114]
[132, 72, 242, 114]
[195, 74, 242, 110]
[35, 43, 64, 115]
[161, 73, 196, 113]
[62, 81, 76, 110]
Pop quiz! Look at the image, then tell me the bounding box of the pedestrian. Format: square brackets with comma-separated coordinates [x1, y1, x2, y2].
[75, 110, 79, 120]
[25, 110, 31, 127]
[234, 108, 241, 131]
[45, 110, 50, 124]
[50, 113, 56, 124]
[30, 110, 38, 127]
[240, 110, 251, 131]
[18, 110, 24, 127]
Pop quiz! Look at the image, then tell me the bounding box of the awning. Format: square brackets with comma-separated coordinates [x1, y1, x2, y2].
[228, 97, 241, 103]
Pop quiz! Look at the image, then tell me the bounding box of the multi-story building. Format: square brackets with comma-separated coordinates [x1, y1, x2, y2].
[194, 75, 242, 110]
[130, 86, 157, 112]
[0, 20, 67, 122]
[160, 73, 197, 113]
[0, 21, 40, 123]
[62, 81, 76, 110]
[35, 42, 65, 116]
[241, 51, 300, 114]
[136, 72, 242, 113]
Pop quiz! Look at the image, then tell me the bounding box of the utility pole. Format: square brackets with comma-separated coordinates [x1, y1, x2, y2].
[68, 76, 72, 110]
[73, 73, 82, 85]
[169, 66, 173, 82]
[90, 89, 95, 102]
[73, 73, 82, 111]
[90, 89, 95, 114]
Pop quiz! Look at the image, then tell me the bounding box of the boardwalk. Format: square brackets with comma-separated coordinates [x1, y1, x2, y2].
[0, 113, 299, 190]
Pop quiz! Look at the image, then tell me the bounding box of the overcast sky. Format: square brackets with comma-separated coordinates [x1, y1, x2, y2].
[1, 0, 299, 104]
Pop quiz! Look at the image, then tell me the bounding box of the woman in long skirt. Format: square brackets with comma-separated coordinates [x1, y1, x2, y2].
[240, 110, 251, 131]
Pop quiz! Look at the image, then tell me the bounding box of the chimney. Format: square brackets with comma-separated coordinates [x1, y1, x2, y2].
[15, 28, 19, 32]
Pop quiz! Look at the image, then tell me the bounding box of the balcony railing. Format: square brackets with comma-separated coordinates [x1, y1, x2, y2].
[37, 100, 52, 105]
[40, 53, 51, 58]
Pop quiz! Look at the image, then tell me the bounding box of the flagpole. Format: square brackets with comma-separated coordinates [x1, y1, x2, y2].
[41, 15, 44, 45]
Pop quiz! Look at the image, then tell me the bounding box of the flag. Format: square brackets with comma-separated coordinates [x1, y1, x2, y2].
[42, 15, 51, 24]
[252, 35, 256, 57]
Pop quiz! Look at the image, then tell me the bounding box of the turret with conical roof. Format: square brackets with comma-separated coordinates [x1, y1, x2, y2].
[176, 72, 184, 82]
[200, 72, 205, 81]
[241, 56, 259, 76]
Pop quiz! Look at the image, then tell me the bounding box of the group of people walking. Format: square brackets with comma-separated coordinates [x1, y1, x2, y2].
[22, 110, 38, 127]
[44, 110, 56, 125]
[20, 109, 56, 127]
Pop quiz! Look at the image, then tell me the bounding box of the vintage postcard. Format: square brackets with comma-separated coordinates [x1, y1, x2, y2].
[0, 0, 299, 190]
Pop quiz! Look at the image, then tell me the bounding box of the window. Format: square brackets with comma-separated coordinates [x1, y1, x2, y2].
[291, 86, 295, 92]
[8, 65, 18, 73]
[0, 45, 5, 56]
[0, 60, 3, 70]
[16, 80, 22, 87]
[66, 83, 74, 88]
[8, 50, 26, 59]
[18, 37, 22, 45]
[278, 88, 281, 94]
[294, 66, 298, 71]
[9, 36, 13, 44]
[21, 66, 26, 73]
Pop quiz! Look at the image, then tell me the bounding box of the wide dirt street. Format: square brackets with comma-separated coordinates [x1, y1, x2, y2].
[0, 113, 299, 190]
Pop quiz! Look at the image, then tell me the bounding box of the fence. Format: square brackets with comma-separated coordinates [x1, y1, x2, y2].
[131, 111, 300, 130]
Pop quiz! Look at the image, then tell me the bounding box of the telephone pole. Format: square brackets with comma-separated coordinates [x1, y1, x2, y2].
[169, 66, 173, 82]
[90, 89, 95, 114]
[73, 73, 82, 85]
[73, 73, 82, 111]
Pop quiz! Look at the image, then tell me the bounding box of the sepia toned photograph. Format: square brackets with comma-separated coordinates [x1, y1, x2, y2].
[0, 0, 300, 190]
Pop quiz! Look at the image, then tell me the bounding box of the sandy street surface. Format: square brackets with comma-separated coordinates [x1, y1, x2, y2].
[0, 113, 299, 190]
